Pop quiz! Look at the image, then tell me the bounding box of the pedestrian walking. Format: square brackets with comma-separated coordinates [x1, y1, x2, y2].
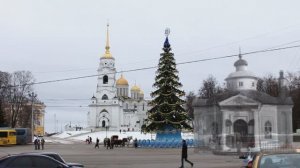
[34, 137, 38, 150]
[106, 138, 111, 149]
[110, 139, 114, 149]
[133, 138, 138, 148]
[89, 137, 92, 144]
[179, 140, 193, 168]
[86, 136, 89, 144]
[95, 137, 100, 148]
[41, 138, 45, 150]
[37, 138, 41, 150]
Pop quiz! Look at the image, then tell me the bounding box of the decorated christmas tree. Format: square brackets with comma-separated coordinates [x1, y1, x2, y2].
[142, 29, 192, 138]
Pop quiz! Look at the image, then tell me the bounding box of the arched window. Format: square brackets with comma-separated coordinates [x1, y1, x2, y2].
[102, 94, 108, 100]
[103, 75, 108, 84]
[265, 121, 272, 139]
[102, 120, 106, 127]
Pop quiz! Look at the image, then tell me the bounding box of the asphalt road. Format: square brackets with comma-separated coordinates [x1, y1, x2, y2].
[0, 137, 243, 168]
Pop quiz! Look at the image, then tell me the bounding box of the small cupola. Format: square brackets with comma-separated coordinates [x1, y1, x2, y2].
[91, 95, 97, 104]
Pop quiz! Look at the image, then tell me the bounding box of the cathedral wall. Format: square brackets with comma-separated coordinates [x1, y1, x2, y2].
[88, 106, 98, 127]
[109, 106, 122, 131]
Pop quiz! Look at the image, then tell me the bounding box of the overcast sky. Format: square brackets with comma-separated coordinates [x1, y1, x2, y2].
[1, 0, 300, 132]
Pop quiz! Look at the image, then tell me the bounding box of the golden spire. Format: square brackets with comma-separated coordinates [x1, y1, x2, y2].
[102, 23, 113, 58]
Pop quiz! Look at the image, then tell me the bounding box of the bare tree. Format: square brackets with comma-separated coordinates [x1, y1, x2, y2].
[258, 72, 300, 132]
[186, 91, 195, 119]
[286, 72, 300, 132]
[0, 71, 11, 127]
[256, 74, 279, 97]
[7, 71, 35, 128]
[199, 75, 224, 99]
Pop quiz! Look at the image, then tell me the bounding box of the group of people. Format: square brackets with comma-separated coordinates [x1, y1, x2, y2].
[86, 136, 92, 144]
[33, 136, 45, 150]
[103, 138, 114, 149]
[85, 136, 193, 167]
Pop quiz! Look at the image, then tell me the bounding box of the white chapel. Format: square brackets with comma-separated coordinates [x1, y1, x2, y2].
[87, 25, 150, 132]
[193, 52, 293, 152]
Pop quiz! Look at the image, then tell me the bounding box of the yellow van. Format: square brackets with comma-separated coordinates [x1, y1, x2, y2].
[0, 129, 17, 145]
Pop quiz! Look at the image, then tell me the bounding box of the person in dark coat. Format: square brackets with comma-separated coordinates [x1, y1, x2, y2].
[133, 138, 138, 148]
[106, 138, 111, 149]
[37, 138, 41, 150]
[34, 138, 38, 150]
[179, 139, 193, 168]
[41, 138, 45, 150]
[95, 137, 100, 148]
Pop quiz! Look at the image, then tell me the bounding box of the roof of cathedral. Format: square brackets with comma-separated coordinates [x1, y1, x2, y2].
[192, 90, 293, 106]
[131, 84, 141, 91]
[101, 23, 114, 59]
[116, 74, 129, 85]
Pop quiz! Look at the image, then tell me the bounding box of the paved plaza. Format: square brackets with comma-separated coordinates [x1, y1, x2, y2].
[0, 137, 244, 168]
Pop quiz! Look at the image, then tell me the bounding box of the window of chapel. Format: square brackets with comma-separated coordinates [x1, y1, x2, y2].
[264, 121, 272, 139]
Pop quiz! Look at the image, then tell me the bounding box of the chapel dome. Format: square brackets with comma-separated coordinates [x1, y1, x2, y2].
[226, 70, 257, 80]
[234, 59, 248, 67]
[116, 75, 129, 85]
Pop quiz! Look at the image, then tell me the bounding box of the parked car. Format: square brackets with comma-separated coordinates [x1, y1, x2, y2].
[239, 148, 260, 168]
[20, 152, 84, 167]
[0, 154, 72, 168]
[240, 152, 257, 168]
[245, 149, 300, 168]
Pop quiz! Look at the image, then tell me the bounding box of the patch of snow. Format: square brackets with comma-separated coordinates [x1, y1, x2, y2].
[52, 130, 194, 144]
[52, 130, 89, 139]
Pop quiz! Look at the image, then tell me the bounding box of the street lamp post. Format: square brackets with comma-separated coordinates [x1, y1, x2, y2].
[28, 92, 37, 141]
[105, 126, 108, 138]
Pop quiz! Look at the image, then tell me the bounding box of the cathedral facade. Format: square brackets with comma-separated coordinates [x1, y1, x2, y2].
[87, 25, 149, 132]
[193, 53, 293, 152]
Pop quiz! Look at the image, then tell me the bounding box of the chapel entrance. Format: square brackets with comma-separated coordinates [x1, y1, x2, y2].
[233, 119, 248, 147]
[102, 120, 106, 128]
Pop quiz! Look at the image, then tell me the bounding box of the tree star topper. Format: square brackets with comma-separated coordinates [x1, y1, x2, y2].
[165, 28, 170, 37]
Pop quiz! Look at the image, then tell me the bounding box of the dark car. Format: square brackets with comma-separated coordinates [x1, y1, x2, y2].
[20, 152, 84, 167]
[0, 154, 71, 168]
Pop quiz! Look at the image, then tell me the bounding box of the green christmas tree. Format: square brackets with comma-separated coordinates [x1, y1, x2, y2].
[142, 29, 192, 133]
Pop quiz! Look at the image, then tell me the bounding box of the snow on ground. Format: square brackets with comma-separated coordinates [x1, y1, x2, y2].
[51, 130, 194, 144]
[52, 130, 89, 138]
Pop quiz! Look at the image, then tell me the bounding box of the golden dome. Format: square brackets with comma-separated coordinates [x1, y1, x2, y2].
[139, 90, 144, 95]
[116, 75, 129, 85]
[131, 84, 140, 91]
[101, 23, 114, 59]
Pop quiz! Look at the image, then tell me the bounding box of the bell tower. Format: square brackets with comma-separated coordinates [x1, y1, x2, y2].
[96, 23, 117, 99]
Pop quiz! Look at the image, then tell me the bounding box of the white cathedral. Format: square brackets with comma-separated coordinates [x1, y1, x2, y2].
[87, 25, 149, 132]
